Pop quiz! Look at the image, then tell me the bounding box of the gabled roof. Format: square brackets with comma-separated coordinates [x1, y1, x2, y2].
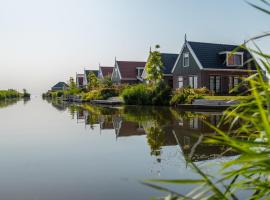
[100, 66, 114, 78]
[52, 82, 69, 88]
[116, 61, 146, 79]
[187, 41, 256, 70]
[160, 53, 178, 74]
[85, 69, 99, 77]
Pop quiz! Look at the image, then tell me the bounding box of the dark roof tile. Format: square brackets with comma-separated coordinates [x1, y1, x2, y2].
[188, 41, 256, 70]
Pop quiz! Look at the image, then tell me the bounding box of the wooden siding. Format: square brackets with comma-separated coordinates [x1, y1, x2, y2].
[172, 45, 202, 90]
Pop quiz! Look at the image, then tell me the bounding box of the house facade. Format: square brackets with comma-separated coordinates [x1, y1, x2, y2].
[142, 53, 178, 88]
[111, 60, 146, 84]
[172, 40, 257, 94]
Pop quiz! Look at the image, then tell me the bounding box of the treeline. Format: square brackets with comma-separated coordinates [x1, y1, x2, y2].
[0, 89, 30, 100]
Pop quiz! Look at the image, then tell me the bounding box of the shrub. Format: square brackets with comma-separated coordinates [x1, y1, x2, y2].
[121, 84, 152, 105]
[82, 87, 119, 101]
[170, 87, 210, 106]
[0, 89, 23, 100]
[64, 88, 82, 95]
[82, 90, 102, 101]
[99, 88, 119, 99]
[151, 81, 172, 106]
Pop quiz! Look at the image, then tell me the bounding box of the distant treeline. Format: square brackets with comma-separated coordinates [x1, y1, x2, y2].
[0, 89, 30, 100]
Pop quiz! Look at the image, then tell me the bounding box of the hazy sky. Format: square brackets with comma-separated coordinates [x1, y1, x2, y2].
[0, 0, 269, 94]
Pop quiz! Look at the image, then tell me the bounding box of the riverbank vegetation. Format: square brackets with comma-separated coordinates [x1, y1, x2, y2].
[121, 81, 171, 106]
[145, 1, 270, 199]
[0, 89, 30, 100]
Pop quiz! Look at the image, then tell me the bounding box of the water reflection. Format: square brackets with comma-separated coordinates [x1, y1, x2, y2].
[0, 98, 23, 109]
[40, 99, 236, 163]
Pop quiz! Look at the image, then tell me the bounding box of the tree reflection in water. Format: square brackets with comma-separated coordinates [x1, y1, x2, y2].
[0, 99, 22, 109]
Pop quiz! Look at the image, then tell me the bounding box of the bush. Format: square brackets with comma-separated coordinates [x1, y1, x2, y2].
[82, 90, 102, 101]
[0, 90, 21, 100]
[82, 87, 119, 101]
[64, 88, 82, 95]
[121, 81, 171, 106]
[151, 81, 172, 106]
[121, 84, 152, 105]
[100, 88, 119, 99]
[170, 87, 211, 106]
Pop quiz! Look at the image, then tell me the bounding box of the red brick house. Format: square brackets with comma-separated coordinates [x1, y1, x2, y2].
[171, 39, 258, 94]
[111, 59, 146, 84]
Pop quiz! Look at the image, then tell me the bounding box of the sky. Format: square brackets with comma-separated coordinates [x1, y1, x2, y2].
[0, 0, 269, 94]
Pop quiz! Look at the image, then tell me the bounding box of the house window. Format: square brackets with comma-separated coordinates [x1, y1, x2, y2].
[227, 53, 243, 66]
[136, 67, 144, 78]
[189, 117, 199, 129]
[229, 76, 240, 90]
[189, 76, 198, 89]
[177, 76, 183, 88]
[209, 76, 221, 94]
[183, 52, 189, 67]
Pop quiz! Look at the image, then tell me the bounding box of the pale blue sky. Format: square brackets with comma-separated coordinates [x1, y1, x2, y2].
[0, 0, 269, 94]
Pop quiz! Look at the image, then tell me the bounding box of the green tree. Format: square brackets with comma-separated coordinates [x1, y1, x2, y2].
[145, 45, 164, 84]
[88, 72, 99, 90]
[69, 77, 76, 89]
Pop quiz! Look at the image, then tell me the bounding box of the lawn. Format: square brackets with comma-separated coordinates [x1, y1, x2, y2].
[202, 96, 250, 101]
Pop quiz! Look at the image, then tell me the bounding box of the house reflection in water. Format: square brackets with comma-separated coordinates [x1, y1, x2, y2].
[69, 104, 234, 162]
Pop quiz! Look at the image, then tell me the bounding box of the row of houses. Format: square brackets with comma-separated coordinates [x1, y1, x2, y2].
[76, 37, 257, 95]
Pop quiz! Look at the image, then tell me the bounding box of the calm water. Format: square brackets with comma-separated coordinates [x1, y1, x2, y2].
[0, 97, 232, 200]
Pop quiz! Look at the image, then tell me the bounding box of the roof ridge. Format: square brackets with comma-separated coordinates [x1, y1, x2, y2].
[117, 60, 146, 63]
[188, 40, 240, 47]
[161, 52, 178, 55]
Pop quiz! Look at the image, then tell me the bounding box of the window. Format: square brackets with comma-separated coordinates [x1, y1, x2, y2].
[227, 53, 243, 66]
[209, 76, 221, 94]
[189, 76, 198, 89]
[229, 76, 240, 90]
[183, 52, 189, 67]
[177, 76, 183, 88]
[189, 117, 199, 129]
[136, 67, 144, 78]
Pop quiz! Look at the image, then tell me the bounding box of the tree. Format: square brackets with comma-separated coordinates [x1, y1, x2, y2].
[88, 72, 99, 90]
[68, 77, 76, 89]
[145, 45, 164, 84]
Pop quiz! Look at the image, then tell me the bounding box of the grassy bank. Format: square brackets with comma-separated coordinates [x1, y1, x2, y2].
[0, 89, 30, 100]
[202, 95, 250, 101]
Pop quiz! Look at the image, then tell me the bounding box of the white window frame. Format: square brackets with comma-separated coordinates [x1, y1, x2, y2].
[226, 52, 244, 67]
[177, 76, 183, 88]
[183, 52, 190, 67]
[189, 76, 198, 89]
[136, 67, 144, 78]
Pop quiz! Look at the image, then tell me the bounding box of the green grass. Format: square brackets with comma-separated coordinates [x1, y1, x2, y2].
[202, 95, 250, 101]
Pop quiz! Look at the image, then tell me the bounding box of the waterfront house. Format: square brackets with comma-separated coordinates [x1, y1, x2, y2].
[111, 59, 146, 84]
[51, 82, 69, 91]
[76, 69, 99, 88]
[171, 39, 257, 94]
[142, 53, 178, 87]
[98, 65, 114, 79]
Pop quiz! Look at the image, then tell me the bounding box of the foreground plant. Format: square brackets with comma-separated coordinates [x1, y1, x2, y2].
[145, 1, 270, 199]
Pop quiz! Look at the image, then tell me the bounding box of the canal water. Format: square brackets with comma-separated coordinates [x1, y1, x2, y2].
[0, 97, 232, 200]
